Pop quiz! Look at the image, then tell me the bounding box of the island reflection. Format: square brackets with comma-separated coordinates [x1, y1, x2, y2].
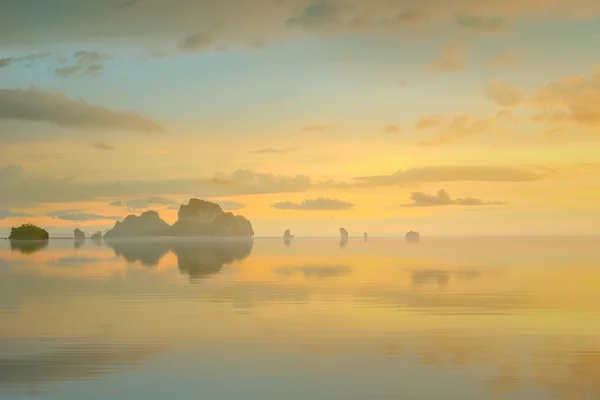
[105, 238, 254, 282]
[9, 240, 49, 255]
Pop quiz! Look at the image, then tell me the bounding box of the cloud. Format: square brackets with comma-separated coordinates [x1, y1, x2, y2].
[485, 80, 524, 107]
[532, 66, 600, 128]
[425, 110, 514, 144]
[46, 209, 122, 221]
[0, 58, 12, 68]
[427, 39, 468, 72]
[0, 52, 52, 69]
[382, 125, 402, 134]
[455, 13, 509, 33]
[415, 114, 445, 130]
[401, 189, 505, 207]
[0, 89, 165, 133]
[3, 0, 600, 51]
[285, 0, 350, 32]
[0, 209, 32, 220]
[272, 197, 355, 210]
[353, 166, 542, 186]
[248, 147, 288, 154]
[125, 196, 174, 210]
[92, 142, 116, 150]
[54, 51, 111, 78]
[302, 125, 335, 132]
[488, 50, 519, 69]
[0, 165, 313, 208]
[109, 200, 123, 206]
[178, 32, 213, 53]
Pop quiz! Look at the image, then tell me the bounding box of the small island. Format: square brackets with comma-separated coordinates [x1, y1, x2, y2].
[74, 228, 85, 240]
[9, 223, 49, 240]
[339, 227, 348, 239]
[405, 231, 420, 243]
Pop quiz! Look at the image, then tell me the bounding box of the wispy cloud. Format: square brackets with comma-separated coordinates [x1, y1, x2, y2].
[485, 80, 524, 107]
[488, 51, 520, 69]
[46, 209, 122, 221]
[382, 125, 402, 134]
[427, 39, 468, 72]
[353, 166, 542, 186]
[272, 197, 354, 211]
[92, 142, 116, 150]
[248, 147, 289, 154]
[0, 209, 32, 220]
[400, 189, 505, 207]
[0, 89, 165, 133]
[55, 51, 111, 78]
[456, 13, 509, 34]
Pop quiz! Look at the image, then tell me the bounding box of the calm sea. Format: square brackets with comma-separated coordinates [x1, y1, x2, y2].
[1, 237, 599, 399]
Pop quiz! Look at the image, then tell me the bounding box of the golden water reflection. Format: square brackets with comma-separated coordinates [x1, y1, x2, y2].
[0, 237, 599, 399]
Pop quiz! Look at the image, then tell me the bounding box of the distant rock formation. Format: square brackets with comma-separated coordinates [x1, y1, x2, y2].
[74, 228, 85, 240]
[91, 231, 103, 246]
[405, 231, 420, 243]
[104, 210, 169, 238]
[364, 232, 368, 241]
[339, 227, 348, 239]
[283, 229, 294, 247]
[9, 224, 49, 240]
[165, 199, 254, 237]
[103, 199, 254, 238]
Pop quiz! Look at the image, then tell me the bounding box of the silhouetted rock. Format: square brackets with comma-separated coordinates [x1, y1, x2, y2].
[405, 231, 420, 243]
[104, 210, 169, 238]
[10, 239, 49, 254]
[9, 224, 49, 240]
[283, 229, 294, 239]
[91, 231, 103, 246]
[165, 199, 254, 237]
[74, 228, 85, 240]
[364, 232, 368, 241]
[339, 227, 348, 239]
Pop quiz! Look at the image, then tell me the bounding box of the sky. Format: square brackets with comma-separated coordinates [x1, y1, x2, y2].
[1, 0, 600, 237]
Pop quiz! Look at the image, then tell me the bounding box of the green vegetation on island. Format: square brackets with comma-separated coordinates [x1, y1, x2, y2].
[9, 223, 49, 240]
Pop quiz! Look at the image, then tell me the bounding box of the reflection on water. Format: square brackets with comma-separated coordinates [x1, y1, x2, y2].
[106, 238, 254, 282]
[74, 237, 85, 249]
[9, 239, 49, 254]
[1, 237, 600, 399]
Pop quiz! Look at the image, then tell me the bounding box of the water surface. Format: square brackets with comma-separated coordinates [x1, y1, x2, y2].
[1, 237, 599, 399]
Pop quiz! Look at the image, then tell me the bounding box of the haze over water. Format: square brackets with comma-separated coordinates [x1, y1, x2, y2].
[1, 237, 599, 399]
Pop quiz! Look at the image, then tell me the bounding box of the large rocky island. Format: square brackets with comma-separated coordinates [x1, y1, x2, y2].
[9, 224, 49, 240]
[104, 198, 254, 238]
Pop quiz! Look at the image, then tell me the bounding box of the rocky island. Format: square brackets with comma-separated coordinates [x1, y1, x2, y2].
[103, 198, 254, 238]
[104, 210, 169, 238]
[339, 227, 348, 239]
[9, 224, 49, 240]
[405, 231, 420, 243]
[74, 228, 85, 240]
